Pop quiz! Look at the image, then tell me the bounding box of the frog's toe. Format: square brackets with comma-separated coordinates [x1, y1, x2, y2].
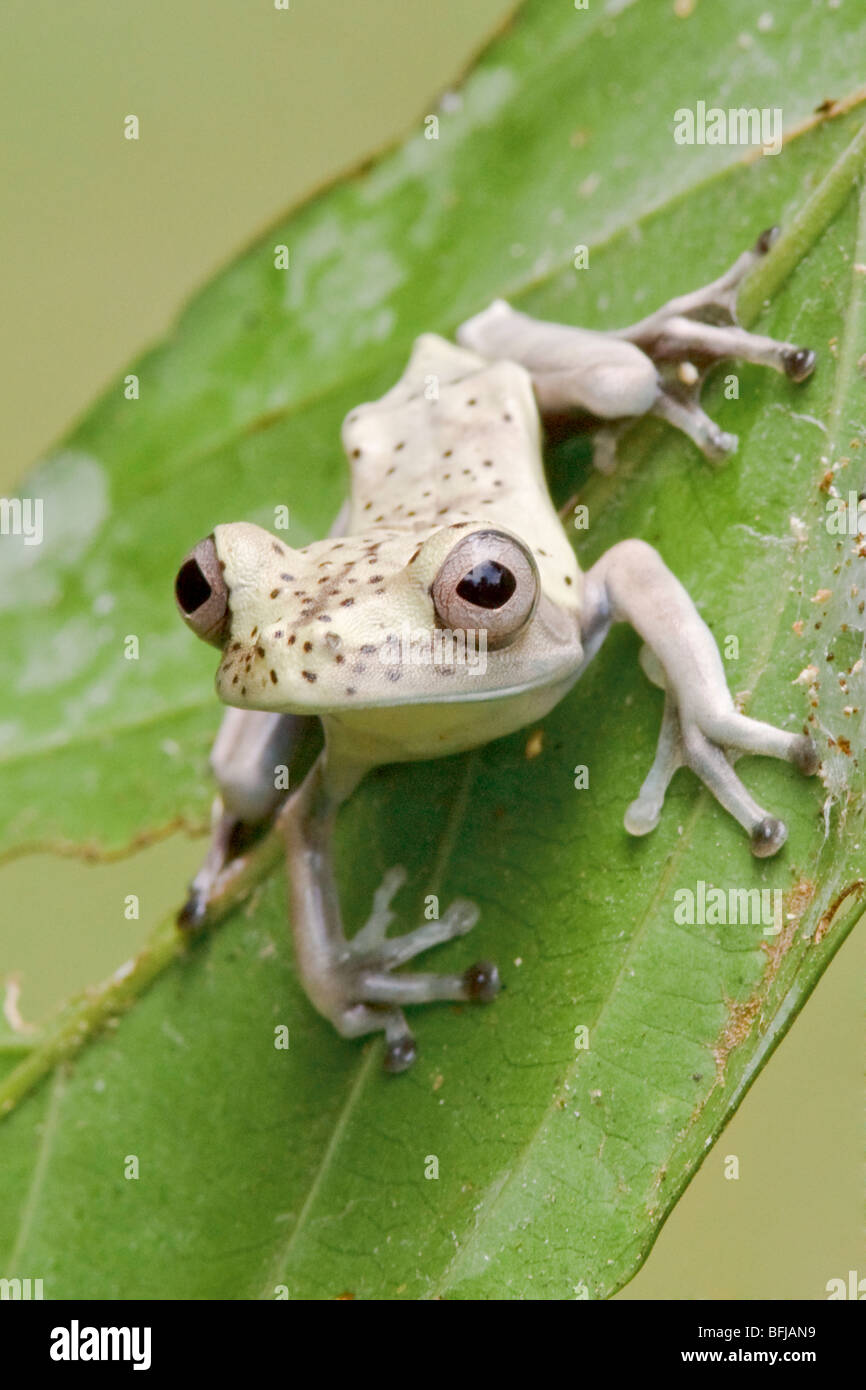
[383, 1030, 418, 1075]
[464, 960, 501, 1002]
[652, 388, 738, 464]
[750, 817, 787, 858]
[349, 873, 480, 968]
[354, 961, 495, 1007]
[782, 346, 817, 383]
[177, 890, 208, 930]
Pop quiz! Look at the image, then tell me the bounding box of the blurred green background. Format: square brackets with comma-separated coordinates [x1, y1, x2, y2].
[0, 0, 862, 1299]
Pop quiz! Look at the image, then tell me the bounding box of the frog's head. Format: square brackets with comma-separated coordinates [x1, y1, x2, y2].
[175, 519, 579, 715]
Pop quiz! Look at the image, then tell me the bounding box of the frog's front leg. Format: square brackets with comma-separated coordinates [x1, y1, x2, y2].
[581, 540, 819, 855]
[179, 707, 314, 927]
[458, 227, 815, 469]
[280, 753, 499, 1072]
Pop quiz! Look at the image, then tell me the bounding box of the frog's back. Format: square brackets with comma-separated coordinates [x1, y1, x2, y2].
[341, 334, 580, 614]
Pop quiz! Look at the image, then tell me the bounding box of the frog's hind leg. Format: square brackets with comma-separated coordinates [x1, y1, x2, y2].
[582, 540, 819, 856]
[457, 226, 815, 469]
[282, 755, 499, 1072]
[618, 226, 815, 462]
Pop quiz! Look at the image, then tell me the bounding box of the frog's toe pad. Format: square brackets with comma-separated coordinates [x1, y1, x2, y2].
[783, 347, 816, 383]
[623, 795, 662, 838]
[383, 1033, 418, 1074]
[464, 960, 501, 1002]
[750, 817, 787, 858]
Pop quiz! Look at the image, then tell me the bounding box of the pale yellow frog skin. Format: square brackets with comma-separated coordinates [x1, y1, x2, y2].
[176, 229, 819, 1072]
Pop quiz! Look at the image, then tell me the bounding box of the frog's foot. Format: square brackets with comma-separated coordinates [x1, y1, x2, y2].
[625, 645, 819, 857]
[178, 798, 246, 928]
[328, 867, 499, 1072]
[583, 541, 819, 857]
[619, 226, 815, 462]
[177, 797, 282, 929]
[178, 708, 312, 929]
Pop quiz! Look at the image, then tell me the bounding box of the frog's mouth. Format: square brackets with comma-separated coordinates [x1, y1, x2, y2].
[175, 537, 232, 648]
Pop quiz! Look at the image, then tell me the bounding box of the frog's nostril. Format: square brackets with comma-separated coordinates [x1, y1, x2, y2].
[175, 557, 211, 614]
[175, 537, 230, 647]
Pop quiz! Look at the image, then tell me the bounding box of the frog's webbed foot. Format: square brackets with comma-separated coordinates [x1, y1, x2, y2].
[348, 865, 482, 966]
[582, 540, 819, 856]
[625, 647, 819, 856]
[618, 226, 815, 463]
[283, 760, 499, 1073]
[335, 867, 499, 1074]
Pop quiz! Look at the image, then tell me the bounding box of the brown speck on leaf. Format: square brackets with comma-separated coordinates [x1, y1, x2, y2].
[708, 878, 816, 1092]
[814, 879, 864, 944]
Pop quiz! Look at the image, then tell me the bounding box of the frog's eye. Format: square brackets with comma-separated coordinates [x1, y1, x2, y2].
[175, 537, 230, 648]
[431, 530, 538, 648]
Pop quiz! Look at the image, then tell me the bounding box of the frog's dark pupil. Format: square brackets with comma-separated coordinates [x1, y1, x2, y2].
[456, 560, 516, 609]
[176, 558, 212, 614]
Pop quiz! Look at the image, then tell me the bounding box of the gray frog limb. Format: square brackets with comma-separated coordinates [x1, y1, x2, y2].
[178, 707, 313, 927]
[457, 226, 816, 469]
[278, 751, 499, 1074]
[580, 541, 819, 857]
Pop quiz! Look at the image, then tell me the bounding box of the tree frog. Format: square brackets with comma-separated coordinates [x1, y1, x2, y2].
[175, 228, 819, 1072]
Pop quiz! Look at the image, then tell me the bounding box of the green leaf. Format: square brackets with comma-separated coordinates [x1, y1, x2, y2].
[2, 0, 865, 1299]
